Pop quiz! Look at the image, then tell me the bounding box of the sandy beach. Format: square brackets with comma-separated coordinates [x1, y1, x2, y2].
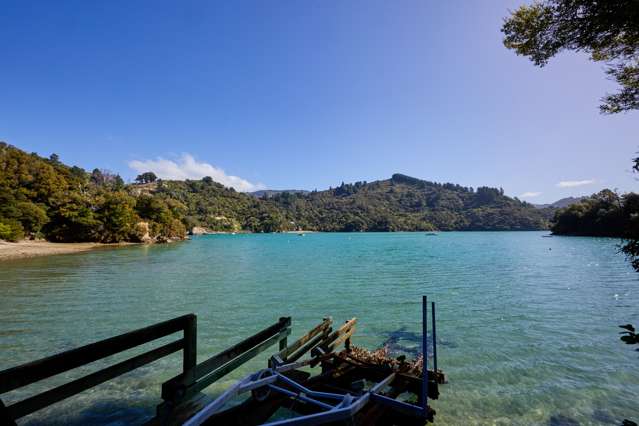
[0, 240, 131, 261]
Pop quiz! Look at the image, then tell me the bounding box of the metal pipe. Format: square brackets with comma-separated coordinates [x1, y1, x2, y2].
[267, 384, 335, 411]
[431, 301, 438, 372]
[275, 372, 346, 400]
[422, 295, 428, 416]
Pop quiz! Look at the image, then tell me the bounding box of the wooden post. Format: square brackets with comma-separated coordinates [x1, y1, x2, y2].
[344, 320, 352, 351]
[278, 318, 288, 351]
[183, 315, 197, 384]
[0, 399, 16, 426]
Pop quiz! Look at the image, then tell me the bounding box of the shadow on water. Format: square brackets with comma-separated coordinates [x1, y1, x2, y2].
[22, 401, 154, 426]
[549, 414, 581, 426]
[381, 326, 457, 357]
[591, 409, 618, 424]
[549, 411, 620, 426]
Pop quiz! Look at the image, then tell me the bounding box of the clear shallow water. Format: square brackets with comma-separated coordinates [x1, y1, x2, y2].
[1, 232, 638, 426]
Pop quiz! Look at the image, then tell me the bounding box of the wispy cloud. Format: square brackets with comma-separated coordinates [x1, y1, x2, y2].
[128, 153, 265, 192]
[520, 191, 542, 198]
[556, 179, 596, 188]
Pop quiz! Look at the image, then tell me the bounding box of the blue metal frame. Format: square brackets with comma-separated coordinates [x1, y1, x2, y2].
[184, 295, 436, 426]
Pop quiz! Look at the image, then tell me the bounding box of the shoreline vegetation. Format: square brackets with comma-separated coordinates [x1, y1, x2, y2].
[2, 142, 638, 252]
[0, 142, 554, 247]
[551, 189, 639, 238]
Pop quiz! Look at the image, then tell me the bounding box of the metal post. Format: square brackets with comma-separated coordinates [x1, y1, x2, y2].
[422, 295, 428, 416]
[431, 301, 438, 372]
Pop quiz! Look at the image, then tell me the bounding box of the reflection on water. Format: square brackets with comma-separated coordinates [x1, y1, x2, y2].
[1, 232, 638, 425]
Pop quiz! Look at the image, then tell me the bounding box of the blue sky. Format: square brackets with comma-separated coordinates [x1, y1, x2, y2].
[1, 1, 637, 201]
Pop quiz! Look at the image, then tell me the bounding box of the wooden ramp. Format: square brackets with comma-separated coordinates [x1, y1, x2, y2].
[180, 296, 445, 426]
[0, 297, 445, 426]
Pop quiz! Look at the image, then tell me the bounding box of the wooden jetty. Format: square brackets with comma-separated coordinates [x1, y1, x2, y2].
[0, 296, 445, 425]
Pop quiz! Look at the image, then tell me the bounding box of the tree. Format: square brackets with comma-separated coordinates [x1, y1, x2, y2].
[95, 192, 139, 242]
[90, 168, 105, 185]
[91, 168, 125, 189]
[16, 201, 48, 237]
[0, 219, 24, 241]
[621, 158, 639, 270]
[43, 193, 99, 242]
[135, 171, 158, 184]
[502, 0, 639, 113]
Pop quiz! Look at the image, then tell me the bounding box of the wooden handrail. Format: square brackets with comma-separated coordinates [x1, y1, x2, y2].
[277, 317, 332, 361]
[0, 314, 196, 422]
[311, 318, 356, 357]
[0, 314, 293, 424]
[161, 317, 292, 404]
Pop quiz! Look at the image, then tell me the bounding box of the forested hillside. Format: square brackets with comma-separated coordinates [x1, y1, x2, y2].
[0, 142, 188, 242]
[269, 174, 548, 231]
[551, 190, 639, 237]
[0, 143, 550, 242]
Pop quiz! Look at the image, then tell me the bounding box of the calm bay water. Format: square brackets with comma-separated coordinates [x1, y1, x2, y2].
[1, 232, 638, 425]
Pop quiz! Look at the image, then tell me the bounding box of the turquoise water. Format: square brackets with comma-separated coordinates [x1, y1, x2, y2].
[1, 232, 638, 425]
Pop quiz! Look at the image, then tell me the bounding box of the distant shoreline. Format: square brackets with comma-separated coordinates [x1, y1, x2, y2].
[0, 240, 137, 262]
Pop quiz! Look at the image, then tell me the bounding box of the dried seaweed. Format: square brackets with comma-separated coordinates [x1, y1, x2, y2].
[343, 345, 424, 376]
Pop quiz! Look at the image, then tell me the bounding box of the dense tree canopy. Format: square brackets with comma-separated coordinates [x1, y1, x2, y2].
[0, 143, 186, 242]
[551, 189, 630, 235]
[0, 142, 551, 243]
[267, 174, 548, 232]
[135, 171, 158, 184]
[502, 0, 639, 113]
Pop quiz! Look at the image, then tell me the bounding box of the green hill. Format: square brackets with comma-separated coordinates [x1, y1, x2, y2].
[0, 142, 188, 242]
[0, 143, 549, 242]
[268, 173, 548, 231]
[551, 190, 639, 237]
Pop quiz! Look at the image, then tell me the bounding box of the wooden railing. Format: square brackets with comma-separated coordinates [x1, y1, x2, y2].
[0, 314, 293, 425]
[158, 317, 291, 417]
[0, 314, 196, 425]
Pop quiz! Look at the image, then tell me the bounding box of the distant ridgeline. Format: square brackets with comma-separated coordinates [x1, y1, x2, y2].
[266, 174, 548, 231]
[551, 189, 639, 238]
[0, 143, 550, 243]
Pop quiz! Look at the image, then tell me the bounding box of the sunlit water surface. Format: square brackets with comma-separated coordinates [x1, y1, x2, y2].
[1, 232, 638, 425]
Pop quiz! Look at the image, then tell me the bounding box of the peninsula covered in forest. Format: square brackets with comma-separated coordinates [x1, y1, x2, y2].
[0, 142, 580, 243]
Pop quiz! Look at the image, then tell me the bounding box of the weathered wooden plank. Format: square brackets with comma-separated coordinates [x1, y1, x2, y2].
[7, 339, 184, 419]
[0, 314, 193, 394]
[189, 328, 291, 397]
[162, 317, 291, 399]
[277, 318, 332, 360]
[163, 326, 291, 404]
[194, 317, 290, 379]
[311, 318, 356, 357]
[286, 327, 332, 363]
[325, 326, 355, 353]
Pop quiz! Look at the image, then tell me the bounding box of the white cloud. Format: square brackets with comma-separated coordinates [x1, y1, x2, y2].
[520, 191, 542, 198]
[556, 179, 596, 188]
[128, 153, 265, 192]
